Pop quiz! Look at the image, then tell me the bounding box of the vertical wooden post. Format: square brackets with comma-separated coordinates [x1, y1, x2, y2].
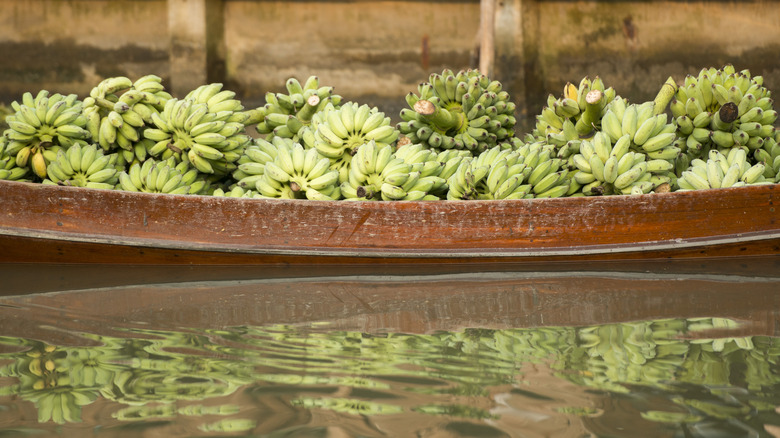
[493, 0, 540, 132]
[167, 0, 224, 97]
[479, 0, 496, 76]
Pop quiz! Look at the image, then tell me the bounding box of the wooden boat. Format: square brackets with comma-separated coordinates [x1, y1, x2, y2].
[0, 179, 778, 266]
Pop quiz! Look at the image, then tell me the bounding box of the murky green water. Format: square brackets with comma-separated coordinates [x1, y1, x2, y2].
[0, 261, 778, 437]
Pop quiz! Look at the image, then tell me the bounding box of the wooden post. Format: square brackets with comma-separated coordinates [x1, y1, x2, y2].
[493, 0, 540, 133]
[479, 0, 495, 76]
[167, 0, 224, 97]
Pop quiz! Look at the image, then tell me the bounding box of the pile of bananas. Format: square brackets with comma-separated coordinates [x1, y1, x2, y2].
[255, 75, 342, 139]
[82, 75, 172, 163]
[3, 90, 88, 179]
[142, 83, 252, 176]
[398, 69, 517, 152]
[1, 64, 778, 200]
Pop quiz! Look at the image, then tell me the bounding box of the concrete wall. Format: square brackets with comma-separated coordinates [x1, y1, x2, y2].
[0, 1, 168, 98]
[2, 0, 779, 131]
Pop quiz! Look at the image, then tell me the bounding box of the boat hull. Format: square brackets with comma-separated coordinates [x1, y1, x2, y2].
[1, 180, 778, 265]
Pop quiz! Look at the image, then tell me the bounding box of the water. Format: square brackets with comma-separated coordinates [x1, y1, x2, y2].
[0, 259, 778, 437]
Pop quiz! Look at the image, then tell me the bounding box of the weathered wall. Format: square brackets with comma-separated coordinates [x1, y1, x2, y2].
[1, 0, 779, 131]
[0, 1, 168, 99]
[222, 1, 481, 110]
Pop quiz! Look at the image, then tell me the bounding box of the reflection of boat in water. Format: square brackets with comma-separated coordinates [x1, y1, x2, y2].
[1, 259, 778, 342]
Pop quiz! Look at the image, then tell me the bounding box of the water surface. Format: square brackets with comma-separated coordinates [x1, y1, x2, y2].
[0, 259, 778, 437]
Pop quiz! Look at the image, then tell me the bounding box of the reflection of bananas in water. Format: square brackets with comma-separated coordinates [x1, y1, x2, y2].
[25, 388, 98, 424]
[686, 316, 755, 351]
[292, 397, 403, 416]
[0, 316, 778, 429]
[112, 404, 177, 421]
[640, 410, 703, 424]
[178, 404, 241, 416]
[198, 418, 257, 433]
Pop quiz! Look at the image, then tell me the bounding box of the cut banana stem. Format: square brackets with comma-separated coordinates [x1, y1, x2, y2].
[414, 99, 458, 132]
[719, 102, 739, 123]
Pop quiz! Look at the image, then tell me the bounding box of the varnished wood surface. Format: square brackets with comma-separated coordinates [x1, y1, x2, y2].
[0, 179, 778, 264]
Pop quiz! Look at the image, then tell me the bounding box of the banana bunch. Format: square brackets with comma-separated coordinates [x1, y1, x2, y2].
[254, 139, 341, 200]
[601, 99, 679, 161]
[117, 158, 208, 195]
[394, 142, 445, 178]
[299, 102, 398, 183]
[670, 65, 776, 156]
[231, 136, 280, 190]
[212, 186, 263, 198]
[530, 76, 619, 142]
[185, 82, 249, 124]
[753, 132, 780, 182]
[676, 147, 769, 190]
[0, 137, 29, 181]
[82, 75, 171, 162]
[42, 143, 119, 189]
[255, 75, 342, 139]
[571, 132, 662, 195]
[4, 90, 89, 179]
[514, 141, 574, 198]
[446, 147, 526, 200]
[393, 142, 448, 196]
[143, 84, 252, 176]
[398, 68, 516, 152]
[341, 140, 438, 200]
[303, 101, 399, 157]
